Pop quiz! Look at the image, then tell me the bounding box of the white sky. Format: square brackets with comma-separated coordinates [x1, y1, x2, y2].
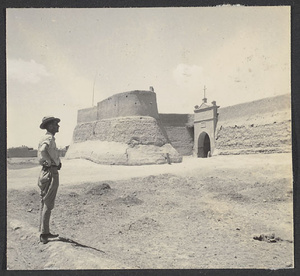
[6, 6, 290, 148]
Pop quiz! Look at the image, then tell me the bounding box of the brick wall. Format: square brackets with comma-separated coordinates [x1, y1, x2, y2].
[215, 94, 291, 154]
[159, 114, 194, 156]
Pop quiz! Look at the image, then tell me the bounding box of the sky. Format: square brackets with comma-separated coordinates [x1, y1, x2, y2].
[6, 6, 290, 148]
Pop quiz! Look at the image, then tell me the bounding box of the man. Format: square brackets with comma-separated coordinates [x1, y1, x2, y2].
[37, 116, 62, 244]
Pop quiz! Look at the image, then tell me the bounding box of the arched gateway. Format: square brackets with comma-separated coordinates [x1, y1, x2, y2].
[193, 96, 219, 158]
[197, 132, 211, 158]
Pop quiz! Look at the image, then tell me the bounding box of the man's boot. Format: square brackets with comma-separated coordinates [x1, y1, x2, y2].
[40, 234, 48, 244]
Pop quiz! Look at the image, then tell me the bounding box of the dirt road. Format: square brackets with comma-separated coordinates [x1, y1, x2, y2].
[7, 153, 294, 269]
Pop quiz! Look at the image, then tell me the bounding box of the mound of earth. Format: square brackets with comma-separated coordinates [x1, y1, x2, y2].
[114, 194, 143, 206]
[126, 217, 160, 231]
[86, 183, 111, 195]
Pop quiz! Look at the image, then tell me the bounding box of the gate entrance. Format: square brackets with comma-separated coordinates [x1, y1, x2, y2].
[197, 132, 211, 158]
[193, 94, 219, 157]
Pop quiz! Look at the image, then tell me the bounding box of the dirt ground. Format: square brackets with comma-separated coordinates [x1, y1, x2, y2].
[6, 153, 294, 270]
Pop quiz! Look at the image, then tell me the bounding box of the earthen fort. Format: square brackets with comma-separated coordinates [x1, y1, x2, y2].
[65, 89, 291, 165]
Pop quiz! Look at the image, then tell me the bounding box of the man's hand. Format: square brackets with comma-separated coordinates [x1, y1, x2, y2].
[42, 160, 51, 167]
[58, 162, 62, 170]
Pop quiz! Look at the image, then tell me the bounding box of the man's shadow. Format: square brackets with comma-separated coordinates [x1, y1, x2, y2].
[47, 236, 106, 253]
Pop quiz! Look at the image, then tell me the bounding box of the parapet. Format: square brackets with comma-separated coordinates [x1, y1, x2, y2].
[77, 90, 159, 123]
[77, 106, 98, 123]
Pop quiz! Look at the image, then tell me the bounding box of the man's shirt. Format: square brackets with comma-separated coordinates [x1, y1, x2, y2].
[38, 132, 61, 166]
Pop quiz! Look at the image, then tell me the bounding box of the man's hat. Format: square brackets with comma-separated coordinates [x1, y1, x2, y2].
[40, 116, 60, 129]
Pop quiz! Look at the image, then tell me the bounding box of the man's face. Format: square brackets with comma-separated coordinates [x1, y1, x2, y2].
[48, 121, 60, 134]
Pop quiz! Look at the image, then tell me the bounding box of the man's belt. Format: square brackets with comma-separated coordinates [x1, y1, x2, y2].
[42, 160, 61, 170]
[42, 164, 61, 170]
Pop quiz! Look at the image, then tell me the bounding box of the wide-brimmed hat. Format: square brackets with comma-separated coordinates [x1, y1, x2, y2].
[40, 116, 60, 129]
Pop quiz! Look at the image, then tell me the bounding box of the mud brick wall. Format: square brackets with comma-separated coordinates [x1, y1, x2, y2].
[97, 90, 159, 120]
[77, 106, 98, 123]
[159, 114, 194, 156]
[215, 94, 291, 155]
[68, 90, 182, 165]
[215, 122, 291, 154]
[73, 116, 169, 146]
[67, 116, 182, 165]
[74, 91, 291, 158]
[77, 91, 159, 123]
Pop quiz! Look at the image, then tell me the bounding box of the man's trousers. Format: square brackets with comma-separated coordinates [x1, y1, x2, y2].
[40, 167, 59, 234]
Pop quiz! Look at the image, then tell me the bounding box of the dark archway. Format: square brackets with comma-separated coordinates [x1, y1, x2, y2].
[197, 132, 211, 158]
